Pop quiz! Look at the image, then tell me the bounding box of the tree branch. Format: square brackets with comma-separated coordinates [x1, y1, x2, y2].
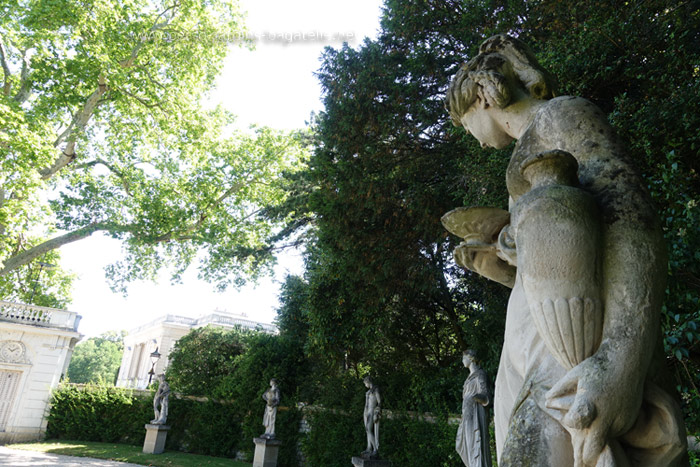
[73, 158, 133, 196]
[0, 40, 13, 96]
[40, 75, 108, 180]
[0, 222, 130, 276]
[153, 181, 246, 243]
[120, 2, 180, 68]
[13, 49, 31, 104]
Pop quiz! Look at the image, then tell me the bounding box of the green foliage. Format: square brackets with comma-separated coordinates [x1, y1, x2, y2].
[47, 385, 151, 444]
[0, 0, 310, 298]
[301, 410, 362, 467]
[301, 409, 463, 467]
[264, 0, 700, 439]
[166, 326, 250, 396]
[382, 415, 461, 467]
[0, 251, 75, 308]
[67, 331, 126, 384]
[165, 399, 241, 457]
[165, 325, 306, 465]
[47, 385, 248, 457]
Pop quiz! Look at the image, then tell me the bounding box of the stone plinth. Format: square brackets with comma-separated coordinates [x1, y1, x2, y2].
[253, 437, 281, 467]
[351, 456, 391, 466]
[143, 424, 170, 454]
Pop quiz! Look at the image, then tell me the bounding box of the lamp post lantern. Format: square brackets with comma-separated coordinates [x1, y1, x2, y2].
[148, 347, 161, 385]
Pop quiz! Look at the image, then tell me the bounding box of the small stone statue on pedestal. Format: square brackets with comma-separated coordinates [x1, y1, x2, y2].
[253, 378, 282, 467]
[261, 378, 280, 439]
[456, 350, 492, 467]
[362, 376, 381, 458]
[143, 374, 171, 454]
[151, 374, 170, 425]
[352, 377, 390, 466]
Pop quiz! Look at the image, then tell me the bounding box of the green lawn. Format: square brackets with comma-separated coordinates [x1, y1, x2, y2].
[8, 440, 251, 467]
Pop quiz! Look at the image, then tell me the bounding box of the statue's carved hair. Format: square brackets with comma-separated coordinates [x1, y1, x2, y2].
[446, 34, 556, 126]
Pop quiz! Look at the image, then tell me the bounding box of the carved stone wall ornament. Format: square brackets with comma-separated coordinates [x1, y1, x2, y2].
[0, 341, 27, 364]
[444, 34, 687, 466]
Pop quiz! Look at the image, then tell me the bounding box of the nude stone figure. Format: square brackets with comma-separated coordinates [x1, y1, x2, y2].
[442, 34, 687, 466]
[362, 376, 381, 458]
[151, 374, 170, 425]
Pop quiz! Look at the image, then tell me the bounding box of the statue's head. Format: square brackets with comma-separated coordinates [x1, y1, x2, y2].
[363, 376, 373, 388]
[270, 378, 278, 387]
[446, 34, 556, 127]
[462, 349, 478, 367]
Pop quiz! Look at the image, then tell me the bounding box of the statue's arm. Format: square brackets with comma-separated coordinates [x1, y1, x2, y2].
[374, 390, 382, 419]
[473, 372, 490, 406]
[533, 103, 665, 464]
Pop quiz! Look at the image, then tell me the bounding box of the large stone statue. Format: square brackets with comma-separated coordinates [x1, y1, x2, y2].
[362, 376, 381, 458]
[443, 34, 687, 466]
[261, 378, 280, 439]
[151, 374, 170, 425]
[456, 350, 492, 467]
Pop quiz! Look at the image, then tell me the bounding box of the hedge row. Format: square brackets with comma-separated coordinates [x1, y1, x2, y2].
[47, 384, 492, 466]
[46, 384, 301, 464]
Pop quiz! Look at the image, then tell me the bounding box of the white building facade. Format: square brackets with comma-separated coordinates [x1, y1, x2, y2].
[116, 311, 277, 389]
[0, 300, 81, 443]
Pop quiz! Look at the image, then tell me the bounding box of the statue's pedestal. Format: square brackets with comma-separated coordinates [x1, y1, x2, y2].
[253, 437, 281, 467]
[351, 456, 391, 466]
[143, 424, 170, 454]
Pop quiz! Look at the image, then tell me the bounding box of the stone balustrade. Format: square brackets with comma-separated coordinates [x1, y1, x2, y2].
[0, 300, 81, 331]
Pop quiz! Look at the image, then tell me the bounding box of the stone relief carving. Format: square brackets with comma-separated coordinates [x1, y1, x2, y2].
[443, 34, 687, 466]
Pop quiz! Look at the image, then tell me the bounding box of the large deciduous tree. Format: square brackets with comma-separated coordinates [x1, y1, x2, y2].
[0, 0, 308, 300]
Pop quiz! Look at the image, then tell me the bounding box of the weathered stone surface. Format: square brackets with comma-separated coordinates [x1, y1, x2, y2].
[456, 350, 492, 467]
[362, 376, 381, 458]
[253, 437, 281, 467]
[150, 374, 169, 425]
[444, 34, 687, 466]
[261, 379, 280, 439]
[143, 424, 169, 454]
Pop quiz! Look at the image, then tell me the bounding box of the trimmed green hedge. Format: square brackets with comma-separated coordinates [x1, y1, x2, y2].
[46, 384, 301, 465]
[46, 385, 151, 445]
[300, 408, 469, 467]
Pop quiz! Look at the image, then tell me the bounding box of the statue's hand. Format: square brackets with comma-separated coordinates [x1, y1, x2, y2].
[545, 352, 642, 467]
[373, 408, 381, 423]
[472, 394, 488, 406]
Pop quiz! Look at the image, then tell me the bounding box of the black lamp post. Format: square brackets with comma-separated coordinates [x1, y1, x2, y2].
[148, 347, 161, 385]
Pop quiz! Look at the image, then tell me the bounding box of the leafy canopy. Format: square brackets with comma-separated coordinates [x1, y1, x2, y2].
[67, 330, 126, 384]
[0, 0, 309, 300]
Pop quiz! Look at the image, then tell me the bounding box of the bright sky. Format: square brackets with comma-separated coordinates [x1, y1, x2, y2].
[59, 0, 383, 338]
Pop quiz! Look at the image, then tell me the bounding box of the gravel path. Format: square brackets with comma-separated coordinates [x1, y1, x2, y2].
[0, 446, 144, 467]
